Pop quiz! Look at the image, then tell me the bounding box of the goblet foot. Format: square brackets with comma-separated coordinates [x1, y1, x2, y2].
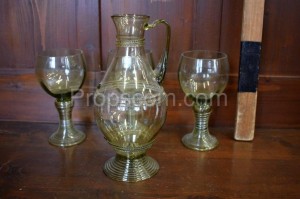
[49, 100, 86, 147]
[49, 129, 86, 147]
[103, 154, 159, 182]
[182, 132, 218, 151]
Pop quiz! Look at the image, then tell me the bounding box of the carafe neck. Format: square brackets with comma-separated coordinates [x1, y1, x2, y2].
[112, 14, 149, 48]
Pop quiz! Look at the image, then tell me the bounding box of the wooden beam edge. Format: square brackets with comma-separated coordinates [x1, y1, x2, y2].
[234, 92, 257, 141]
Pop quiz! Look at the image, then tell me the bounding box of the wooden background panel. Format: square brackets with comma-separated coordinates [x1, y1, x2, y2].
[260, 0, 300, 76]
[164, 75, 300, 128]
[1, 71, 300, 128]
[0, 69, 95, 123]
[100, 0, 242, 73]
[220, 0, 244, 74]
[0, 0, 100, 123]
[0, 0, 100, 70]
[0, 0, 40, 68]
[0, 0, 300, 129]
[255, 0, 300, 128]
[192, 0, 223, 50]
[256, 77, 300, 128]
[101, 0, 195, 72]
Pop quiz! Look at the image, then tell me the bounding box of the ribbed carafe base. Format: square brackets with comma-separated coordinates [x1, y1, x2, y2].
[103, 154, 159, 182]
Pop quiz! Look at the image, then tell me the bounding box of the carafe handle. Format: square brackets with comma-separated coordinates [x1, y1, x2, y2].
[144, 19, 171, 84]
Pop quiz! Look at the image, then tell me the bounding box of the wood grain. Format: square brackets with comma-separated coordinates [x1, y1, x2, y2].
[0, 69, 97, 123]
[192, 0, 223, 50]
[234, 92, 257, 140]
[241, 0, 265, 42]
[0, 0, 100, 70]
[1, 121, 300, 198]
[235, 0, 265, 141]
[0, 0, 299, 129]
[219, 0, 244, 74]
[260, 0, 300, 76]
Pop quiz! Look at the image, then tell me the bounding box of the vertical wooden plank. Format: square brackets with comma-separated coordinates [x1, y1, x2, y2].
[235, 0, 265, 141]
[241, 1, 265, 42]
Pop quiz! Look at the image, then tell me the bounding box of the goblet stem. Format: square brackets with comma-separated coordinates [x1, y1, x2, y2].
[182, 100, 218, 151]
[193, 100, 211, 138]
[49, 99, 86, 147]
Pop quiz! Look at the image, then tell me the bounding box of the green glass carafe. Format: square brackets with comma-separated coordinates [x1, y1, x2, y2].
[94, 14, 170, 182]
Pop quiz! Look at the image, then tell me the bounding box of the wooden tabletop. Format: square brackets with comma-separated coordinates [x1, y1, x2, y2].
[0, 121, 299, 198]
